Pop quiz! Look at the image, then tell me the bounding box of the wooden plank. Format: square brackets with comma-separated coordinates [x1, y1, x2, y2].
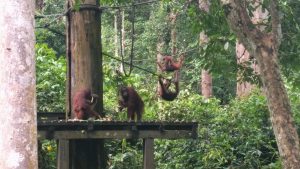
[57, 140, 69, 169]
[37, 112, 65, 120]
[143, 139, 155, 169]
[38, 130, 195, 140]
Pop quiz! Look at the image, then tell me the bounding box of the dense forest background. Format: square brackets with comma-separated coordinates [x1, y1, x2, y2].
[36, 0, 300, 168]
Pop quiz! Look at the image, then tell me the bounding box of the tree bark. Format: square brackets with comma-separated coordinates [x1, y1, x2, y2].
[222, 0, 300, 168]
[201, 70, 213, 98]
[0, 0, 37, 168]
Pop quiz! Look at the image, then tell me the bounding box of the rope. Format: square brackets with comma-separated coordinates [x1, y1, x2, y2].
[100, 0, 158, 10]
[35, 0, 158, 18]
[103, 52, 160, 77]
[119, 1, 136, 77]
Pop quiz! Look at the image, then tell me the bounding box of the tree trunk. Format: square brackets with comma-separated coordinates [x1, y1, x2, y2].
[201, 70, 213, 98]
[119, 9, 126, 73]
[222, 0, 300, 168]
[169, 11, 178, 56]
[114, 11, 118, 57]
[257, 35, 300, 169]
[67, 0, 106, 168]
[0, 0, 37, 168]
[156, 39, 165, 97]
[199, 32, 213, 98]
[236, 42, 255, 97]
[199, 0, 213, 98]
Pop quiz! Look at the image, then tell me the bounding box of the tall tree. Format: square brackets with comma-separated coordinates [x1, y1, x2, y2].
[0, 0, 37, 168]
[199, 0, 213, 98]
[221, 0, 300, 168]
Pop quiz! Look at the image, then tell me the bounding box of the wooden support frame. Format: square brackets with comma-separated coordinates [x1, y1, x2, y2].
[143, 139, 154, 169]
[38, 120, 197, 169]
[38, 120, 198, 140]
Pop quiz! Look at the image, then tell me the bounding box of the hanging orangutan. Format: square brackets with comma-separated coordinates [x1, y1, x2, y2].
[157, 54, 185, 72]
[73, 88, 100, 120]
[158, 70, 179, 101]
[118, 86, 144, 121]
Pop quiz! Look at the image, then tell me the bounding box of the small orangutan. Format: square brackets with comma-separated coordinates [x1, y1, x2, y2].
[73, 88, 100, 120]
[157, 54, 185, 72]
[118, 86, 144, 121]
[158, 70, 179, 101]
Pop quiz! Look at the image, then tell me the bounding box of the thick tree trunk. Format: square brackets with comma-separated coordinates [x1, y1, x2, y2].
[67, 0, 106, 168]
[255, 35, 300, 169]
[0, 0, 37, 168]
[222, 0, 300, 168]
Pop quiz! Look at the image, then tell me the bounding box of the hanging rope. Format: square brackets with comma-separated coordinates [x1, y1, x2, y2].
[103, 52, 160, 77]
[118, 1, 136, 77]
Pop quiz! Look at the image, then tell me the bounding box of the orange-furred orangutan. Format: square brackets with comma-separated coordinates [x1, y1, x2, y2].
[118, 86, 144, 121]
[158, 71, 179, 101]
[73, 88, 100, 120]
[157, 55, 184, 72]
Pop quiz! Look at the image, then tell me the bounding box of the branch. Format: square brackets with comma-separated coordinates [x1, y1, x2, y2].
[36, 25, 65, 37]
[221, 0, 264, 49]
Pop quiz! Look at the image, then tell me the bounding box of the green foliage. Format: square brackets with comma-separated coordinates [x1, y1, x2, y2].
[36, 43, 66, 112]
[38, 140, 57, 169]
[35, 0, 65, 57]
[102, 64, 280, 168]
[107, 140, 143, 169]
[279, 1, 300, 88]
[36, 0, 300, 168]
[154, 90, 278, 169]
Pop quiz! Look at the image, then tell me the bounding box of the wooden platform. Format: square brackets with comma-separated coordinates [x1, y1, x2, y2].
[37, 115, 198, 169]
[38, 120, 198, 140]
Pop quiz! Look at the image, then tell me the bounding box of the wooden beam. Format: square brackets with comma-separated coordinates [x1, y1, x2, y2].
[38, 130, 195, 140]
[143, 139, 155, 169]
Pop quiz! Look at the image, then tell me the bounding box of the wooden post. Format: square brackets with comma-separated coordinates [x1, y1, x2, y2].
[143, 139, 155, 169]
[66, 0, 106, 168]
[57, 140, 69, 169]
